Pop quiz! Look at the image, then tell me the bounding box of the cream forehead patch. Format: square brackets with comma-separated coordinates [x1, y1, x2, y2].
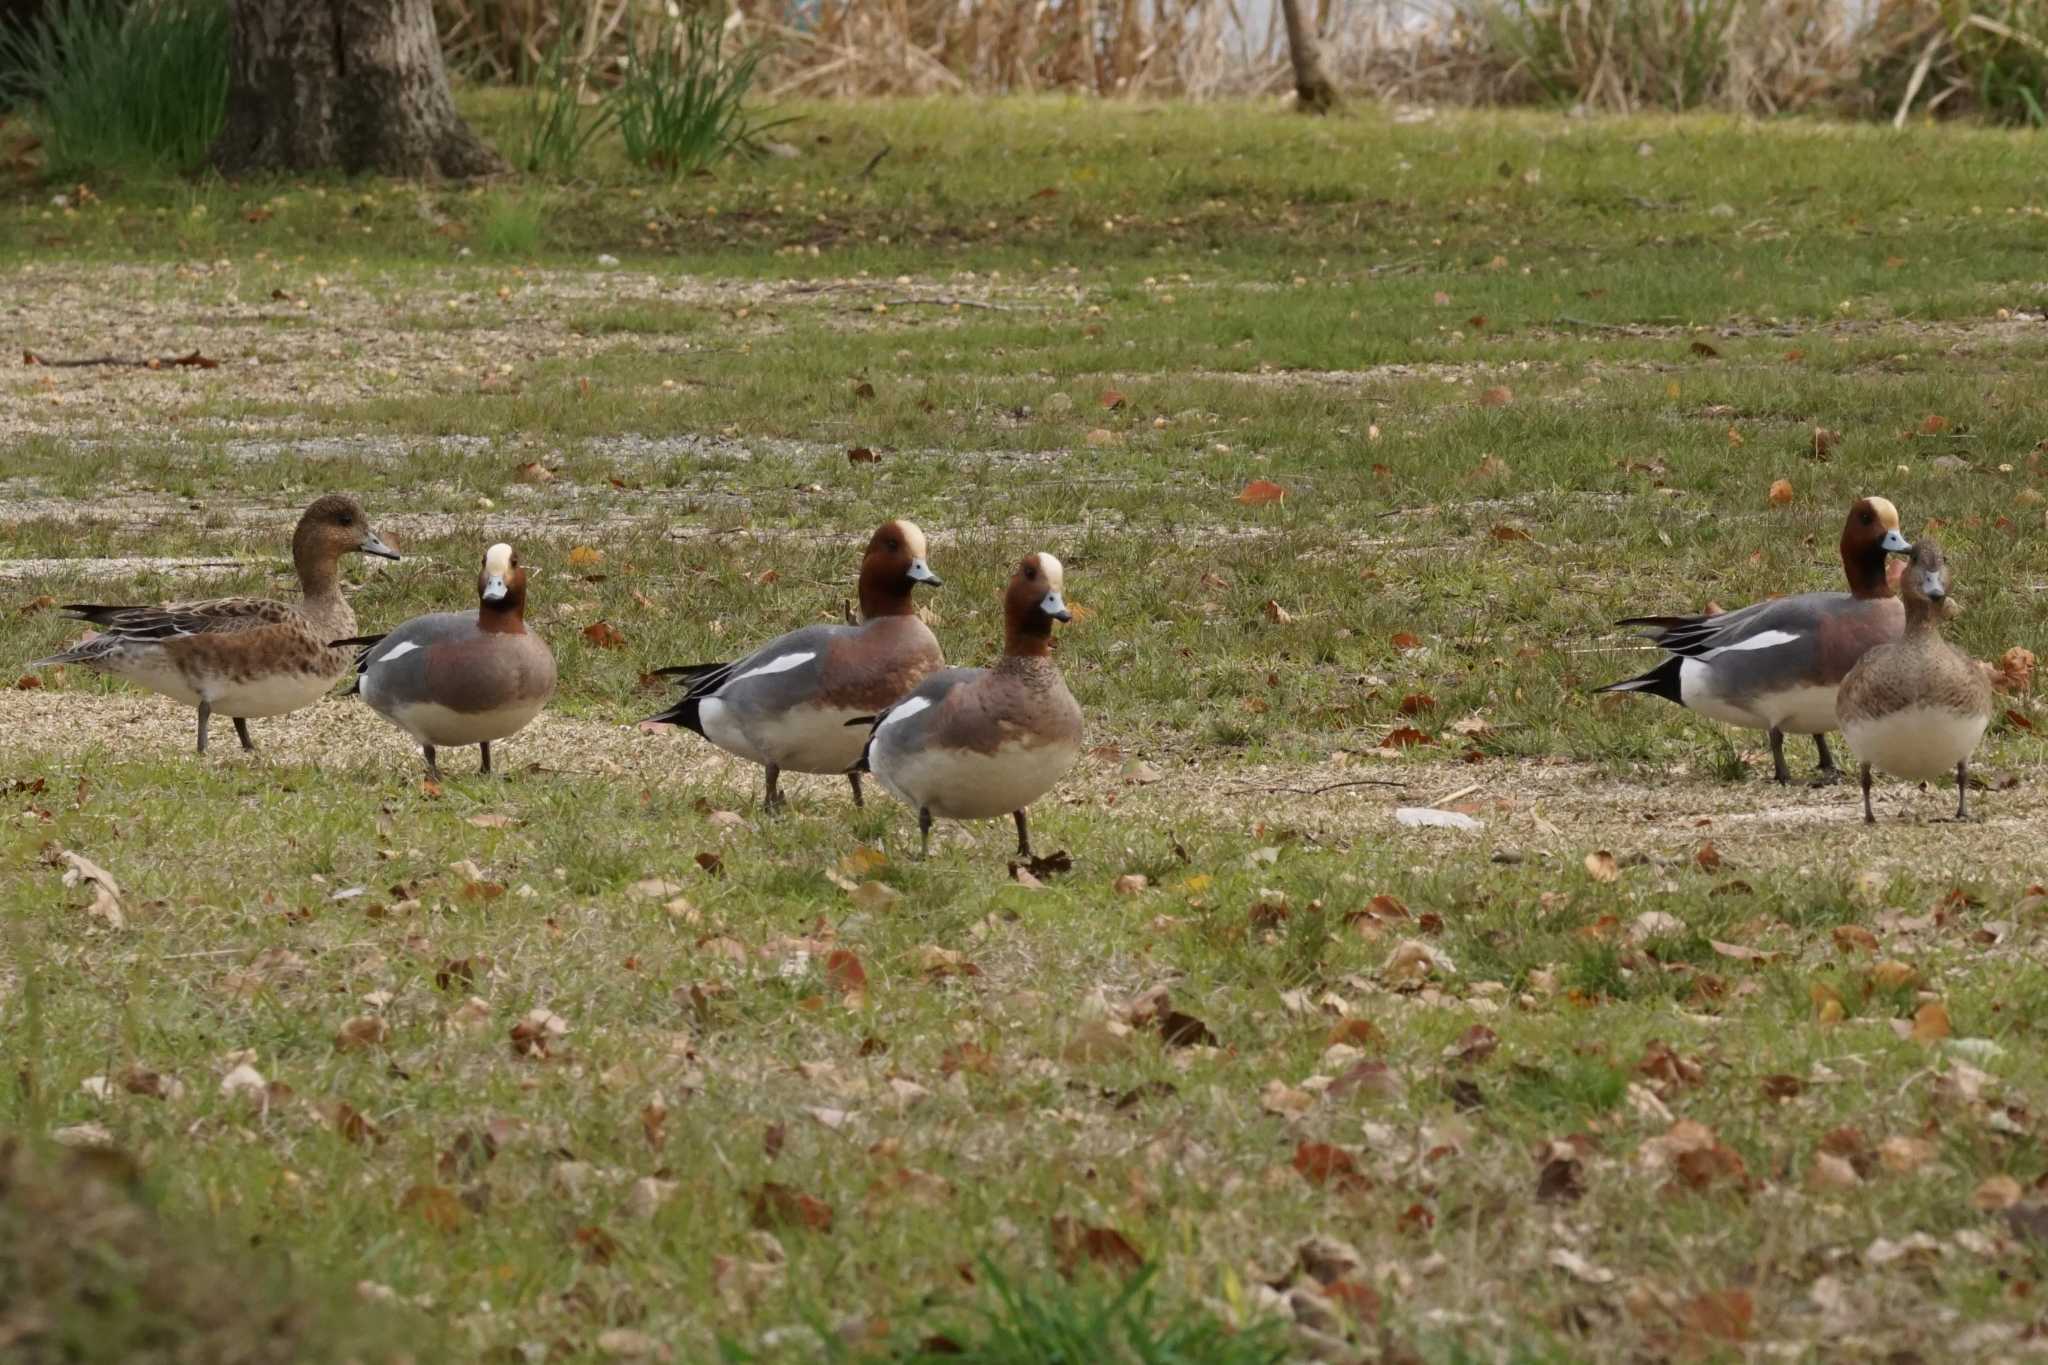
[484, 543, 514, 575]
[896, 521, 929, 559]
[1867, 497, 1900, 530]
[1034, 552, 1065, 591]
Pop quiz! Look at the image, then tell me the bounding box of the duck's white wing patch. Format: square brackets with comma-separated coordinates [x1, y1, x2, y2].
[877, 696, 932, 730]
[376, 640, 423, 663]
[1700, 629, 1799, 660]
[732, 651, 814, 683]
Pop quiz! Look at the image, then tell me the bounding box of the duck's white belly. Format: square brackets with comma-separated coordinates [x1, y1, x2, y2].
[1679, 662, 1836, 735]
[875, 737, 1080, 820]
[109, 651, 206, 708]
[209, 669, 342, 718]
[704, 699, 869, 773]
[1843, 707, 1988, 781]
[386, 697, 547, 747]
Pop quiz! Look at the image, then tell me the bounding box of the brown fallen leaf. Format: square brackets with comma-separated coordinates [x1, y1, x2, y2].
[825, 948, 868, 999]
[847, 446, 881, 464]
[1910, 1000, 1952, 1042]
[1380, 726, 1431, 749]
[1050, 1217, 1144, 1276]
[1974, 1175, 2024, 1211]
[1112, 874, 1148, 896]
[1683, 1289, 1753, 1344]
[1292, 1141, 1369, 1193]
[1477, 385, 1513, 407]
[1390, 631, 1423, 651]
[1098, 388, 1126, 410]
[1689, 340, 1721, 359]
[1489, 524, 1532, 542]
[1236, 479, 1286, 507]
[1767, 478, 1794, 506]
[750, 1182, 834, 1232]
[58, 850, 124, 928]
[567, 545, 604, 568]
[1583, 850, 1619, 883]
[399, 1183, 466, 1232]
[1262, 599, 1294, 625]
[333, 1015, 389, 1052]
[513, 461, 556, 484]
[582, 620, 626, 649]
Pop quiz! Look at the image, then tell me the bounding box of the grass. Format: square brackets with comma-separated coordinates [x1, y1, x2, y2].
[0, 0, 228, 177]
[4, 98, 2048, 1360]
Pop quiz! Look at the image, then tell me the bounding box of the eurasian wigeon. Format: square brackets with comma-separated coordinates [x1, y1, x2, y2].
[339, 543, 556, 779]
[31, 494, 399, 753]
[1596, 496, 1913, 784]
[1837, 538, 1993, 823]
[647, 519, 945, 810]
[857, 551, 1083, 859]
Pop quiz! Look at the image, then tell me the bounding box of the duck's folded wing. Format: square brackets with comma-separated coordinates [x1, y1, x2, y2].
[1621, 592, 1847, 660]
[64, 596, 296, 642]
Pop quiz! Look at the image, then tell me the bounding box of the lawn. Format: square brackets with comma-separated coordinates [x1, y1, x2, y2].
[4, 96, 2048, 1362]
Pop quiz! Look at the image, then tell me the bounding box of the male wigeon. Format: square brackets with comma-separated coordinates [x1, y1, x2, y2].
[338, 543, 556, 779]
[646, 519, 945, 810]
[31, 494, 399, 753]
[1837, 538, 1992, 824]
[1595, 496, 1913, 784]
[857, 552, 1083, 859]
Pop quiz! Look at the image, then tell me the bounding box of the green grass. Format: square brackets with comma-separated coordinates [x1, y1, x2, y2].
[4, 99, 2048, 1361]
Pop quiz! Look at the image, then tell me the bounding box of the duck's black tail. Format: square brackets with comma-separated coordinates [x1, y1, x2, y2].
[1592, 653, 1683, 705]
[328, 634, 387, 695]
[843, 712, 882, 774]
[643, 662, 728, 737]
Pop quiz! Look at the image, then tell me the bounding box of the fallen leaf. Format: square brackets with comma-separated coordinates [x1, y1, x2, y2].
[1112, 874, 1148, 896]
[1262, 599, 1293, 624]
[847, 446, 881, 464]
[1683, 1289, 1753, 1343]
[1156, 1009, 1216, 1048]
[399, 1183, 466, 1233]
[582, 620, 626, 649]
[750, 1181, 834, 1232]
[1292, 1141, 1369, 1193]
[1911, 1001, 1952, 1042]
[1583, 850, 1619, 883]
[1050, 1217, 1144, 1276]
[1974, 1175, 2024, 1211]
[1098, 388, 1126, 410]
[58, 850, 124, 928]
[825, 948, 868, 999]
[333, 1015, 389, 1052]
[1767, 478, 1794, 505]
[1689, 340, 1721, 359]
[513, 461, 556, 484]
[567, 545, 604, 568]
[1390, 631, 1423, 651]
[1236, 479, 1286, 506]
[1489, 524, 1532, 542]
[1260, 1079, 1315, 1118]
[1879, 1135, 1936, 1173]
[1477, 386, 1513, 407]
[1380, 725, 1431, 749]
[466, 813, 519, 830]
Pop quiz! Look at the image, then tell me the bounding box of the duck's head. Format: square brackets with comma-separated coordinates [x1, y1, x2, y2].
[857, 518, 941, 615]
[1901, 537, 1951, 607]
[1005, 551, 1071, 652]
[295, 493, 400, 565]
[479, 542, 527, 607]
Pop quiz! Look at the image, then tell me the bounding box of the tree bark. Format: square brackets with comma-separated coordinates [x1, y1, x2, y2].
[1277, 0, 1339, 114]
[211, 0, 504, 178]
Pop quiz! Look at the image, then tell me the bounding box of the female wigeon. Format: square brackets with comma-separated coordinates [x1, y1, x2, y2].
[1596, 496, 1913, 784]
[339, 543, 557, 779]
[858, 552, 1083, 859]
[1837, 538, 1993, 824]
[31, 494, 399, 754]
[647, 519, 945, 810]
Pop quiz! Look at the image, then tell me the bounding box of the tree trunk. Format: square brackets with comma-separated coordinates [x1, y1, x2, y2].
[1277, 0, 1339, 114]
[211, 0, 504, 178]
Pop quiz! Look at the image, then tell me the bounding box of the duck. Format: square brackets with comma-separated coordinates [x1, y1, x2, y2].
[337, 543, 556, 779]
[646, 519, 945, 810]
[856, 552, 1083, 860]
[1595, 496, 1913, 784]
[1837, 538, 1992, 824]
[31, 494, 400, 753]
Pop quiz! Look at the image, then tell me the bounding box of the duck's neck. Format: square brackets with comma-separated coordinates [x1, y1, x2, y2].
[479, 595, 527, 635]
[1842, 542, 1893, 601]
[296, 551, 343, 606]
[1003, 617, 1055, 660]
[858, 581, 915, 620]
[1903, 596, 1944, 636]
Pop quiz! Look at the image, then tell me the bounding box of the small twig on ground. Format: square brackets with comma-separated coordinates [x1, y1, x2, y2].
[1222, 778, 1407, 797]
[879, 297, 1028, 312]
[23, 349, 219, 370]
[858, 145, 891, 179]
[1432, 782, 1482, 807]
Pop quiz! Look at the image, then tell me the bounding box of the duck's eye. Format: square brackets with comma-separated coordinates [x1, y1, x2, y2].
[337, 512, 354, 526]
[1860, 511, 1874, 524]
[885, 538, 900, 551]
[1024, 566, 1037, 580]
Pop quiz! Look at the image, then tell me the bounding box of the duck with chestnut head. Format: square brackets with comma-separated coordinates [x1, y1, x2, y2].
[1596, 495, 1914, 784]
[856, 552, 1083, 860]
[340, 542, 556, 779]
